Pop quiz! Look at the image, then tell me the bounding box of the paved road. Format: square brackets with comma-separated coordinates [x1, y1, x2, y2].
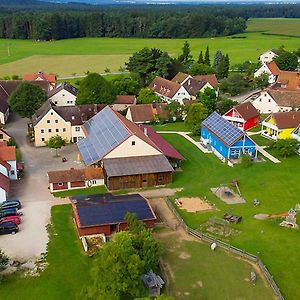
[0, 114, 83, 261]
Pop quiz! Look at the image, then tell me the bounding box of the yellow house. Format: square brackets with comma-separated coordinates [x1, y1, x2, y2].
[262, 111, 300, 140]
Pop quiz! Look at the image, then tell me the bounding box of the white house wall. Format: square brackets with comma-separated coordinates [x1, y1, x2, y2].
[254, 65, 276, 84]
[49, 89, 76, 106]
[71, 125, 86, 142]
[170, 86, 191, 104]
[0, 165, 8, 177]
[8, 160, 17, 180]
[0, 188, 7, 203]
[252, 92, 280, 113]
[259, 51, 277, 63]
[104, 135, 161, 159]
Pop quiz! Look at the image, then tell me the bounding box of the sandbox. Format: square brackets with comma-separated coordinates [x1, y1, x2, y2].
[211, 186, 246, 204]
[176, 197, 213, 213]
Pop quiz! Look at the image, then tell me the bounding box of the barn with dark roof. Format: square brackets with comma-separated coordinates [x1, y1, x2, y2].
[71, 193, 156, 236]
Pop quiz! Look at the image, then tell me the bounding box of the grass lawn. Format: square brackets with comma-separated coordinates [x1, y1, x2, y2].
[151, 122, 190, 132]
[156, 228, 274, 299]
[0, 205, 91, 300]
[247, 18, 300, 37]
[162, 133, 300, 300]
[250, 134, 274, 147]
[53, 185, 107, 198]
[1, 28, 300, 76]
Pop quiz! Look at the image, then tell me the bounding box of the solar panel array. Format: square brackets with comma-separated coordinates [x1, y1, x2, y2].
[77, 106, 130, 165]
[76, 196, 155, 226]
[202, 112, 243, 146]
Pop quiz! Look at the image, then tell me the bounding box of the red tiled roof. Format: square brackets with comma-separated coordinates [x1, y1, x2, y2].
[276, 71, 300, 90]
[267, 61, 280, 76]
[272, 111, 300, 129]
[23, 72, 56, 84]
[234, 102, 259, 121]
[114, 95, 136, 105]
[171, 72, 191, 84]
[48, 168, 104, 184]
[193, 74, 218, 88]
[0, 172, 9, 193]
[128, 103, 168, 123]
[148, 77, 181, 98]
[138, 125, 185, 160]
[0, 146, 16, 161]
[268, 89, 300, 108]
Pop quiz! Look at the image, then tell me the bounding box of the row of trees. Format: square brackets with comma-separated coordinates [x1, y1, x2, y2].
[0, 11, 246, 40]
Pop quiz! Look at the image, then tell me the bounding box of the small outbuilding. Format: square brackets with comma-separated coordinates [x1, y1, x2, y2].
[71, 193, 156, 236]
[142, 270, 165, 297]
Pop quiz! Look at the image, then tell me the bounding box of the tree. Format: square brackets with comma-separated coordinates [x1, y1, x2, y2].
[204, 46, 210, 66]
[216, 97, 238, 115]
[76, 73, 116, 105]
[177, 41, 193, 69]
[275, 51, 299, 71]
[155, 52, 173, 78]
[197, 51, 204, 64]
[165, 101, 185, 121]
[255, 73, 270, 89]
[185, 103, 208, 135]
[216, 54, 230, 79]
[9, 82, 46, 118]
[219, 73, 251, 96]
[213, 50, 223, 69]
[83, 232, 145, 300]
[189, 63, 216, 76]
[0, 249, 8, 273]
[241, 154, 253, 168]
[111, 75, 139, 95]
[46, 135, 65, 156]
[137, 88, 160, 104]
[268, 139, 300, 158]
[196, 88, 217, 114]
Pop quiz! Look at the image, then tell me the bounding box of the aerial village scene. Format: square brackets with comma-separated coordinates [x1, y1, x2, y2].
[0, 1, 300, 300]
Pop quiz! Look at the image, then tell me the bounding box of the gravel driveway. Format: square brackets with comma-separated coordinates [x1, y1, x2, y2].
[0, 114, 83, 261]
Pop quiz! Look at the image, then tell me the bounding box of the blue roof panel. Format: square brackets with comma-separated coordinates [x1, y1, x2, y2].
[202, 112, 244, 146]
[73, 193, 156, 226]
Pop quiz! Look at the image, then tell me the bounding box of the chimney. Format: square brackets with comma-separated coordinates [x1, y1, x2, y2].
[94, 104, 98, 114]
[143, 127, 148, 136]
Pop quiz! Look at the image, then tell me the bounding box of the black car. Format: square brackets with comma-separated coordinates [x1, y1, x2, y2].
[0, 208, 19, 218]
[0, 200, 21, 210]
[0, 221, 19, 235]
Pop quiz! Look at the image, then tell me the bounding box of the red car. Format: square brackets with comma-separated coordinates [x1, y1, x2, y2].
[0, 216, 21, 225]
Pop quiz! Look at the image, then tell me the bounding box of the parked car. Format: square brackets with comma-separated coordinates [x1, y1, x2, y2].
[0, 208, 20, 218]
[0, 216, 21, 225]
[0, 200, 21, 210]
[0, 221, 19, 235]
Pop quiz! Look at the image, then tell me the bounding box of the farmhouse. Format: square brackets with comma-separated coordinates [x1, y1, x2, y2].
[171, 72, 192, 85]
[0, 141, 17, 180]
[112, 95, 136, 112]
[0, 173, 10, 203]
[126, 103, 168, 124]
[259, 49, 279, 63]
[254, 61, 280, 84]
[23, 71, 57, 89]
[48, 82, 77, 106]
[0, 129, 11, 142]
[182, 77, 213, 99]
[71, 193, 156, 237]
[47, 168, 104, 192]
[274, 71, 300, 90]
[261, 111, 300, 140]
[28, 100, 105, 146]
[193, 74, 218, 89]
[223, 102, 259, 131]
[77, 106, 174, 190]
[201, 112, 257, 161]
[148, 76, 190, 104]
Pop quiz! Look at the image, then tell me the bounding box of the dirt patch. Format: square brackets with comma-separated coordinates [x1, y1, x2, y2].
[254, 213, 269, 220]
[197, 280, 203, 288]
[211, 186, 246, 204]
[179, 251, 191, 259]
[176, 197, 214, 213]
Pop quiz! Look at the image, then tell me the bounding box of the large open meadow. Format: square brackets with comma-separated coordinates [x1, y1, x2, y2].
[1, 18, 300, 77]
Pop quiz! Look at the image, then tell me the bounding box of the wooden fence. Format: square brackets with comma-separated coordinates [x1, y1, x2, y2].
[165, 197, 284, 300]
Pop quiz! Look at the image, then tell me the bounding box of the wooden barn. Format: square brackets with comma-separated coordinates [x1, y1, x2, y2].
[71, 193, 156, 237]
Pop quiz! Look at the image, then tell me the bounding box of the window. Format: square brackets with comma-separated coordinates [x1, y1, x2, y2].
[268, 99, 271, 102]
[48, 129, 52, 133]
[41, 129, 44, 133]
[54, 101, 58, 104]
[11, 170, 15, 175]
[92, 180, 97, 184]
[132, 141, 135, 146]
[63, 128, 66, 132]
[0, 134, 2, 139]
[75, 127, 80, 132]
[55, 120, 58, 123]
[56, 129, 59, 133]
[62, 94, 65, 97]
[47, 120, 50, 124]
[42, 138, 45, 142]
[50, 112, 53, 115]
[58, 182, 63, 186]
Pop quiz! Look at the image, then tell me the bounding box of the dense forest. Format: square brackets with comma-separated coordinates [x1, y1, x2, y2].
[2, 1, 300, 40]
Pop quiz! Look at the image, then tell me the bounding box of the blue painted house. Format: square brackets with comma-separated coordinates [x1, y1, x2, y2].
[201, 112, 257, 161]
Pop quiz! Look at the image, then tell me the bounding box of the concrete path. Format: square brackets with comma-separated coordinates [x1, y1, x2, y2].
[158, 131, 211, 154]
[256, 145, 281, 163]
[247, 131, 261, 136]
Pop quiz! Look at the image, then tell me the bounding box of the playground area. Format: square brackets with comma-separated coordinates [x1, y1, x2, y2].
[175, 197, 214, 213]
[210, 186, 246, 205]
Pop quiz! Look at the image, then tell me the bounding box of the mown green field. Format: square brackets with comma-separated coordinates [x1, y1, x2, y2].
[247, 18, 300, 37]
[1, 28, 300, 77]
[162, 134, 300, 300]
